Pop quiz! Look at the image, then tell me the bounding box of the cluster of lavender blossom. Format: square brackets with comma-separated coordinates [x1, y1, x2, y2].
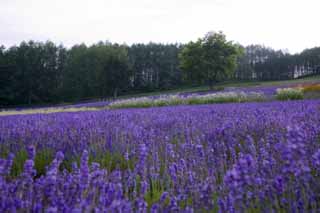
[1, 100, 320, 211]
[0, 146, 159, 212]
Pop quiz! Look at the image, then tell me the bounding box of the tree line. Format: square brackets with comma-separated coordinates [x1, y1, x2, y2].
[1, 32, 320, 106]
[0, 41, 182, 106]
[236, 45, 320, 81]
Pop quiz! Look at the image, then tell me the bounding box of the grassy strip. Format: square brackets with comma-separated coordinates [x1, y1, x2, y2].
[109, 92, 266, 109]
[0, 106, 103, 116]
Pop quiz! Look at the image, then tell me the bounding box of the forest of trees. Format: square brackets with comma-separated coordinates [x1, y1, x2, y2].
[235, 45, 320, 81]
[0, 41, 182, 106]
[1, 36, 320, 107]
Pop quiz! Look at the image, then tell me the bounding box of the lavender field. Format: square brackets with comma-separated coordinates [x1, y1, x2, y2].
[1, 100, 320, 212]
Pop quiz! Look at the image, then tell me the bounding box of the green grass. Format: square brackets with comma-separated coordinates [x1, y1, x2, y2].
[89, 151, 135, 172]
[5, 149, 54, 177]
[145, 180, 164, 208]
[34, 149, 54, 177]
[10, 149, 28, 177]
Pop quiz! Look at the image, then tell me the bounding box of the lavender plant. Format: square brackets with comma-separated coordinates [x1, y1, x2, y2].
[0, 100, 320, 211]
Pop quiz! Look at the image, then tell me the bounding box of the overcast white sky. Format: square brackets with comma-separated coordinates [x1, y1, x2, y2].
[1, 0, 319, 53]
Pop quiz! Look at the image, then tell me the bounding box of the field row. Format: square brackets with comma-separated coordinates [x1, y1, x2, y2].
[0, 100, 320, 211]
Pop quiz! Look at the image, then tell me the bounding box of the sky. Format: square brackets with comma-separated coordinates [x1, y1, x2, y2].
[1, 0, 319, 53]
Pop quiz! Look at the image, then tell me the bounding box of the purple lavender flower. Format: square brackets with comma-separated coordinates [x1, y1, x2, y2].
[0, 99, 320, 212]
[26, 145, 36, 160]
[312, 149, 320, 168]
[23, 159, 36, 177]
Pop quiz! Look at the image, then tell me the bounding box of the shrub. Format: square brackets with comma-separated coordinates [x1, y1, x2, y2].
[154, 95, 184, 106]
[276, 88, 304, 100]
[186, 92, 242, 105]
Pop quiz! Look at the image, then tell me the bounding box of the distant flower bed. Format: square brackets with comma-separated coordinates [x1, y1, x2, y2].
[225, 86, 279, 98]
[276, 88, 304, 100]
[299, 83, 320, 92]
[63, 100, 109, 109]
[109, 92, 265, 109]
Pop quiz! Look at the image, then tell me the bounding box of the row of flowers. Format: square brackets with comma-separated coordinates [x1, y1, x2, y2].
[1, 100, 320, 211]
[109, 92, 265, 109]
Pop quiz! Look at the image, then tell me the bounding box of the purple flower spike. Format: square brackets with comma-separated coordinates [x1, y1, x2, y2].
[27, 145, 36, 160]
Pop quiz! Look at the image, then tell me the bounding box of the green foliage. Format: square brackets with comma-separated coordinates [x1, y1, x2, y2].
[179, 31, 243, 87]
[59, 150, 135, 173]
[0, 146, 9, 158]
[90, 151, 135, 172]
[59, 155, 81, 172]
[185, 92, 264, 105]
[63, 42, 130, 100]
[2, 41, 67, 105]
[144, 180, 164, 208]
[276, 88, 304, 100]
[11, 149, 28, 177]
[34, 149, 54, 177]
[8, 149, 54, 177]
[0, 41, 184, 106]
[179, 40, 205, 84]
[235, 45, 293, 81]
[129, 43, 182, 90]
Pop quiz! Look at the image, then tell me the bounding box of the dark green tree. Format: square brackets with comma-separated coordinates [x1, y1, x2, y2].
[102, 45, 130, 98]
[179, 31, 243, 88]
[63, 42, 130, 100]
[129, 43, 182, 91]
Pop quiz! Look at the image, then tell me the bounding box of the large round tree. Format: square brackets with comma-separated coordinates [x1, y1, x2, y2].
[179, 31, 243, 88]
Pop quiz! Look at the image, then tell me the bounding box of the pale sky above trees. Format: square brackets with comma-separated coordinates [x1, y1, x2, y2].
[1, 0, 319, 53]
